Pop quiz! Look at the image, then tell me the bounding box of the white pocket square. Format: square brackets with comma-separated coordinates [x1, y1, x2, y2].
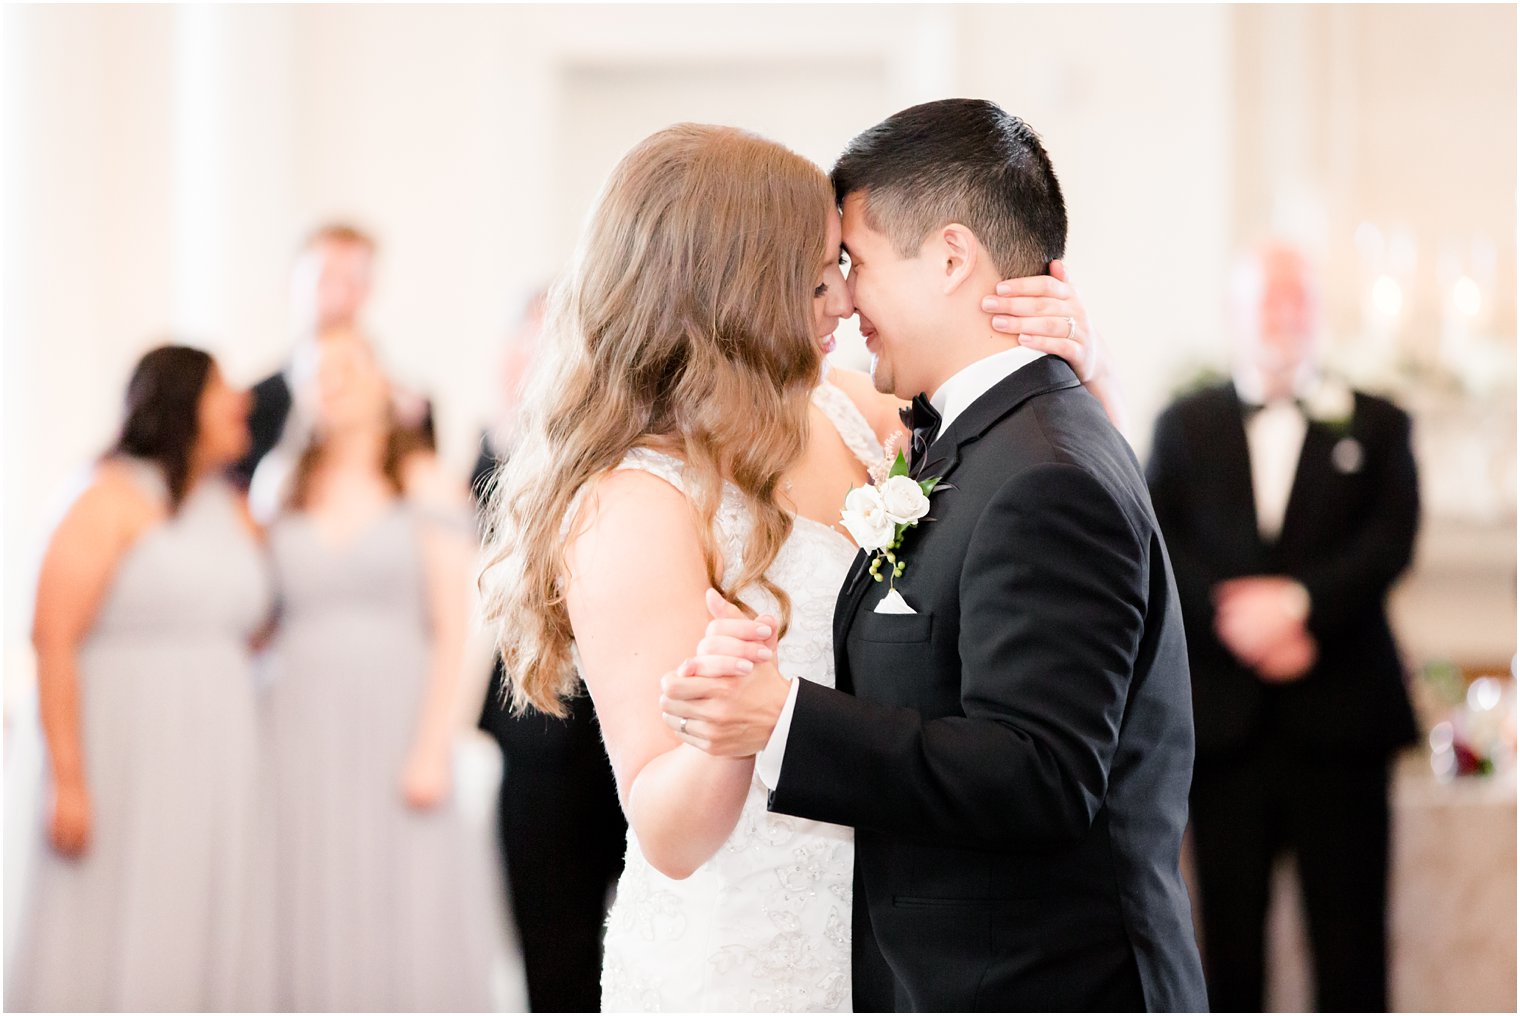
[873, 588, 917, 615]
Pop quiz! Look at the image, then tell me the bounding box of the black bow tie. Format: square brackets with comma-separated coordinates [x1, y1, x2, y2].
[900, 393, 942, 475]
[1240, 392, 1309, 417]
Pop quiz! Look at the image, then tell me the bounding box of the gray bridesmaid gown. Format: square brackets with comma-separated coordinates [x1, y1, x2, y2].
[266, 501, 511, 1012]
[5, 458, 275, 1012]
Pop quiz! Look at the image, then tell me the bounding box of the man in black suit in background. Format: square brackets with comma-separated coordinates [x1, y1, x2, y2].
[231, 222, 379, 488]
[662, 99, 1207, 1012]
[1146, 243, 1420, 1011]
[471, 291, 626, 1013]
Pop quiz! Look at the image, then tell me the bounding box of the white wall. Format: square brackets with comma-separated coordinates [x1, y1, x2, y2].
[1234, 4, 1517, 352]
[956, 4, 1235, 432]
[3, 4, 1514, 668]
[1, 3, 1239, 645]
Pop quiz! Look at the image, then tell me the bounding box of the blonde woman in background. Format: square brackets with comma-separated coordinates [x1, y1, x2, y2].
[480, 123, 1111, 1011]
[8, 345, 275, 1011]
[258, 327, 520, 1011]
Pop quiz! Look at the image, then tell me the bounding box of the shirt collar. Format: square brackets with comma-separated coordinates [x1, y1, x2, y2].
[930, 346, 1048, 434]
[1233, 363, 1320, 407]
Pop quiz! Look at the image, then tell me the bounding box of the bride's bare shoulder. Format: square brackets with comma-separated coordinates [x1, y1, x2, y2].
[825, 365, 909, 445]
[566, 464, 696, 555]
[562, 463, 708, 602]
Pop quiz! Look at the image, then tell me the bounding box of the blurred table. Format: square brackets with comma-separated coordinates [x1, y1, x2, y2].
[1259, 751, 1517, 1012]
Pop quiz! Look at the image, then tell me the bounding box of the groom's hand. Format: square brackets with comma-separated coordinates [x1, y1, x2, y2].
[659, 589, 790, 758]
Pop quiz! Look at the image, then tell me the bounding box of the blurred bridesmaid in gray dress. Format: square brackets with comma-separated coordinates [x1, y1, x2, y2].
[7, 345, 275, 1011]
[258, 327, 515, 1011]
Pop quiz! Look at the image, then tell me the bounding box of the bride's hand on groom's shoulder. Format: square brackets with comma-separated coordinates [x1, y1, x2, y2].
[658, 590, 789, 758]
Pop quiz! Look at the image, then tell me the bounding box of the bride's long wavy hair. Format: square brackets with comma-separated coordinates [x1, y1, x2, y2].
[480, 124, 832, 717]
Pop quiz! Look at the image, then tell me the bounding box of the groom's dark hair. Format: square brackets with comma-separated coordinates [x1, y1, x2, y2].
[832, 98, 1066, 278]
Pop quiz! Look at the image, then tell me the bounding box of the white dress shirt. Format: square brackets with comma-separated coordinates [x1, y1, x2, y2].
[755, 347, 1049, 790]
[1244, 402, 1306, 543]
[929, 345, 1049, 435]
[1233, 368, 1316, 544]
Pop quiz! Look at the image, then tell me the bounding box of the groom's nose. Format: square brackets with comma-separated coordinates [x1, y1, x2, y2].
[841, 271, 862, 318]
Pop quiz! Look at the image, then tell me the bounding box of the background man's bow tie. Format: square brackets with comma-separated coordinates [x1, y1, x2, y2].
[1240, 396, 1305, 419]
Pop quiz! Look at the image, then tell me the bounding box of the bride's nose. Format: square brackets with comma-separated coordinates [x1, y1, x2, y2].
[826, 270, 853, 319]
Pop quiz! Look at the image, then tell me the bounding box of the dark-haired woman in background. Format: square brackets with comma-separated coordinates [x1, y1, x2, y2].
[257, 326, 517, 1011]
[7, 346, 275, 1011]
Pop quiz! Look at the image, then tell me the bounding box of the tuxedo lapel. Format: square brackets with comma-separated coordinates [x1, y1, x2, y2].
[830, 356, 1084, 691]
[921, 355, 1083, 487]
[832, 551, 871, 695]
[1275, 418, 1339, 556]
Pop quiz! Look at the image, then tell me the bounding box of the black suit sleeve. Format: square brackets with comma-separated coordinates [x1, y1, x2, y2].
[773, 462, 1147, 849]
[231, 373, 291, 488]
[1145, 402, 1225, 642]
[1296, 408, 1419, 638]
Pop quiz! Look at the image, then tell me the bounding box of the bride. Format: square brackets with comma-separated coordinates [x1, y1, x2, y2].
[481, 122, 1115, 1011]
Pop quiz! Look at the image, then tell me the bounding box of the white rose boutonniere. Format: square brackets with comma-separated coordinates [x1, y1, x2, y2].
[1304, 377, 1355, 432]
[841, 449, 946, 587]
[840, 485, 897, 552]
[879, 474, 932, 525]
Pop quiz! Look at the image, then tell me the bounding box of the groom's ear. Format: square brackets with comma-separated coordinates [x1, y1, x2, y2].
[936, 223, 980, 296]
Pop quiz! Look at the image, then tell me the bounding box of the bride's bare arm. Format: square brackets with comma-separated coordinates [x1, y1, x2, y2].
[565, 469, 761, 880]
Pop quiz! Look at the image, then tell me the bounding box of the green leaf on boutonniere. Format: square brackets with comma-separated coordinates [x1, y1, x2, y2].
[888, 449, 910, 479]
[919, 476, 941, 496]
[1322, 416, 1355, 438]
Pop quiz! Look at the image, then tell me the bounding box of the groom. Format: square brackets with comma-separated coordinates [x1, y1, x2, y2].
[661, 99, 1207, 1012]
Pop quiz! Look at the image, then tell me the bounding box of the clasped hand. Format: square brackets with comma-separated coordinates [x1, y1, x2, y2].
[660, 590, 790, 758]
[1213, 576, 1318, 683]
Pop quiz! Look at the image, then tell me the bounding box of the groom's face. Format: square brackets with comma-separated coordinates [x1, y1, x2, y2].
[840, 192, 939, 400]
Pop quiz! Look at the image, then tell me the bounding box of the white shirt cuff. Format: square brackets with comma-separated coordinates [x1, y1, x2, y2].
[755, 676, 801, 790]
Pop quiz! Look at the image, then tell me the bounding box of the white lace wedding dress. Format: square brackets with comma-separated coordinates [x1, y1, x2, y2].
[596, 376, 883, 1013]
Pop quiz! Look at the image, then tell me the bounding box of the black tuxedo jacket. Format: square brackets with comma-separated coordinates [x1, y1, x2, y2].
[769, 357, 1207, 1013]
[1145, 382, 1420, 763]
[231, 371, 293, 489]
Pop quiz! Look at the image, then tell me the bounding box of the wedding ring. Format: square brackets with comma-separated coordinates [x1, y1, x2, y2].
[1065, 316, 1076, 339]
[679, 716, 689, 735]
